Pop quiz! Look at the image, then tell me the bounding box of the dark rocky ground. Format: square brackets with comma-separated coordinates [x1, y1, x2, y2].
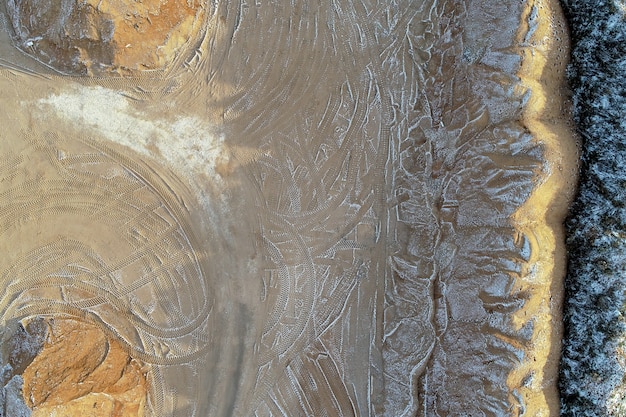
[559, 0, 626, 415]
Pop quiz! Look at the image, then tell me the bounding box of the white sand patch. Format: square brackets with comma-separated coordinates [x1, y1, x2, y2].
[35, 85, 226, 190]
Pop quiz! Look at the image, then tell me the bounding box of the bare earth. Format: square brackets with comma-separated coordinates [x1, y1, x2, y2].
[0, 0, 576, 416]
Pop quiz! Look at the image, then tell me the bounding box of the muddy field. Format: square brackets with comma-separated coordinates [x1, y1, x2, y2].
[0, 0, 576, 416]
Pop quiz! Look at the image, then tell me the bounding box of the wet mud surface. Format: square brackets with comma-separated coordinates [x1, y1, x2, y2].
[0, 0, 576, 416]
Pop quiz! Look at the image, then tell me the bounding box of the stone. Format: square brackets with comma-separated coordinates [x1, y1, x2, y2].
[5, 0, 204, 75]
[0, 319, 48, 417]
[1, 375, 32, 417]
[20, 318, 147, 417]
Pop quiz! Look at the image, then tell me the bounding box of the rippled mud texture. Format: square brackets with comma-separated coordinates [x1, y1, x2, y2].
[559, 0, 626, 415]
[0, 132, 225, 416]
[0, 0, 575, 416]
[4, 0, 204, 75]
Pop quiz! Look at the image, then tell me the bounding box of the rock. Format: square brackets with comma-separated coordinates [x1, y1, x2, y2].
[5, 0, 204, 75]
[1, 376, 32, 417]
[0, 319, 47, 417]
[20, 318, 147, 417]
[1, 318, 47, 385]
[31, 389, 146, 417]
